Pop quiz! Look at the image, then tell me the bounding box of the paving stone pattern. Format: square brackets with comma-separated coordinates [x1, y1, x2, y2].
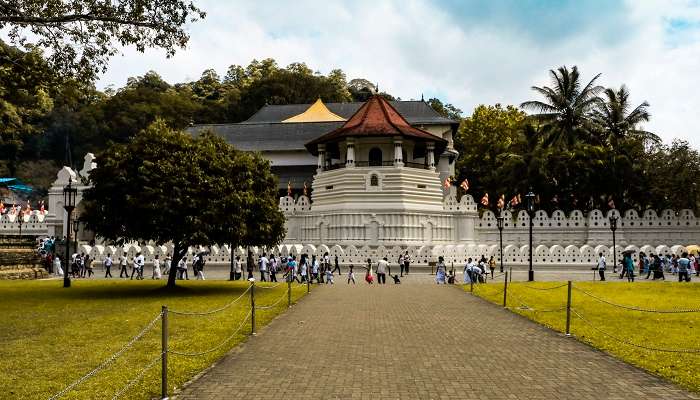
[176, 282, 698, 399]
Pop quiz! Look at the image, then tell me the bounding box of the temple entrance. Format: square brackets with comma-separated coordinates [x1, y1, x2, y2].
[369, 148, 382, 166]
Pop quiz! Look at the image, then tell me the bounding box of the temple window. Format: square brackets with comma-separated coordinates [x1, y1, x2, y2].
[370, 174, 379, 186]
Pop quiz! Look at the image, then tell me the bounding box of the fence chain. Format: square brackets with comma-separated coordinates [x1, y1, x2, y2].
[110, 354, 162, 400]
[169, 310, 252, 357]
[571, 309, 700, 353]
[256, 291, 289, 310]
[47, 312, 162, 400]
[169, 286, 251, 316]
[256, 283, 283, 290]
[519, 283, 568, 291]
[572, 287, 700, 313]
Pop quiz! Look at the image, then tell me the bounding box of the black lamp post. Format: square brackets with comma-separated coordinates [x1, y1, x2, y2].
[526, 189, 536, 282]
[496, 212, 505, 273]
[63, 180, 77, 288]
[72, 218, 81, 257]
[609, 214, 618, 274]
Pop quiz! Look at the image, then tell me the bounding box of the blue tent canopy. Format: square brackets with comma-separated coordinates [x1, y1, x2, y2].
[0, 178, 34, 193]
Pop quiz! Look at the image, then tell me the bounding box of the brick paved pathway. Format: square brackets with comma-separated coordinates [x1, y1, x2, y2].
[177, 283, 698, 399]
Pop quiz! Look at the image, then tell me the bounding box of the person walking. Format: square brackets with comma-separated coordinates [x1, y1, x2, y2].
[623, 253, 635, 282]
[136, 252, 145, 280]
[488, 256, 496, 279]
[53, 255, 63, 277]
[347, 264, 356, 284]
[86, 257, 94, 278]
[270, 255, 278, 282]
[332, 254, 341, 275]
[311, 255, 320, 284]
[104, 254, 113, 278]
[463, 257, 475, 284]
[285, 256, 298, 283]
[195, 254, 206, 280]
[364, 258, 374, 284]
[597, 252, 606, 281]
[258, 253, 268, 282]
[398, 253, 405, 277]
[678, 252, 691, 282]
[403, 251, 411, 275]
[233, 256, 242, 280]
[177, 256, 188, 280]
[376, 257, 389, 284]
[435, 256, 447, 284]
[119, 253, 129, 278]
[325, 264, 334, 284]
[246, 251, 254, 280]
[152, 255, 162, 280]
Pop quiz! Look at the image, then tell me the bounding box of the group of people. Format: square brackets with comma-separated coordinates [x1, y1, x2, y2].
[596, 251, 698, 282]
[228, 251, 413, 286]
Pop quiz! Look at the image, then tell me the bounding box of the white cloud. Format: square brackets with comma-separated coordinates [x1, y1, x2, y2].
[97, 0, 700, 147]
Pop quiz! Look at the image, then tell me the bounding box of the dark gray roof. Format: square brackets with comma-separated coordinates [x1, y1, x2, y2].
[188, 122, 343, 151]
[244, 100, 458, 126]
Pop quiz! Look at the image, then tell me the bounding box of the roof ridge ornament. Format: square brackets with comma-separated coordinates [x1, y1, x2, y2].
[282, 98, 346, 123]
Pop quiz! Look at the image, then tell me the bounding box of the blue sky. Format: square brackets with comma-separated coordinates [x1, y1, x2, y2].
[98, 0, 700, 147]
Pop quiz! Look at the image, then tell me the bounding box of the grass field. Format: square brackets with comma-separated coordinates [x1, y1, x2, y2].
[0, 279, 307, 399]
[469, 280, 700, 392]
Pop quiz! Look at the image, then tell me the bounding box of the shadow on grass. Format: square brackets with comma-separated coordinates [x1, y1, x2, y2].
[9, 280, 253, 301]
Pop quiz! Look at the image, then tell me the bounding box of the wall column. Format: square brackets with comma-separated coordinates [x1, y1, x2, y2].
[426, 142, 436, 171]
[345, 138, 355, 168]
[393, 136, 404, 167]
[317, 144, 326, 172]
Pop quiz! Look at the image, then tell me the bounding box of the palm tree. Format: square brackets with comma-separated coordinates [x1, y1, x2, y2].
[591, 85, 659, 149]
[521, 66, 603, 148]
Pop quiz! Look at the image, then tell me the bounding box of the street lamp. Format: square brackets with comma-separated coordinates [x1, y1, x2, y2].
[525, 189, 536, 282]
[496, 212, 505, 273]
[609, 214, 618, 274]
[72, 218, 81, 258]
[63, 180, 77, 288]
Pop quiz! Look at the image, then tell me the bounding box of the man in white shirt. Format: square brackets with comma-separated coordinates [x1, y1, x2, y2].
[463, 258, 476, 284]
[119, 253, 129, 278]
[135, 252, 145, 280]
[376, 257, 389, 284]
[259, 253, 269, 282]
[597, 252, 606, 281]
[104, 254, 113, 278]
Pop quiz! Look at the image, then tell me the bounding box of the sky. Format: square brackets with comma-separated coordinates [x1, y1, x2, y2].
[97, 0, 700, 147]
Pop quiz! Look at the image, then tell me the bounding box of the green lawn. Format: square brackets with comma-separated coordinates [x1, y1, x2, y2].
[0, 279, 307, 399]
[469, 280, 700, 392]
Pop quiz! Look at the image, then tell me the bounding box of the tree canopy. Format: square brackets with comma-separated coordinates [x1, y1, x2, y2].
[81, 119, 285, 287]
[0, 0, 205, 81]
[455, 65, 700, 213]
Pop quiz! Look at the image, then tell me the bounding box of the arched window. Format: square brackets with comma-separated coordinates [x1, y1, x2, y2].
[370, 174, 379, 186]
[369, 147, 382, 166]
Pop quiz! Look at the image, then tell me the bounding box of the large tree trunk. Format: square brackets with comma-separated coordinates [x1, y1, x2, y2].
[166, 242, 186, 288]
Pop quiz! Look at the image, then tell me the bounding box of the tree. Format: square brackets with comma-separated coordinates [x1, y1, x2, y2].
[591, 85, 658, 149]
[521, 66, 603, 148]
[81, 119, 285, 288]
[0, 0, 206, 81]
[427, 98, 462, 121]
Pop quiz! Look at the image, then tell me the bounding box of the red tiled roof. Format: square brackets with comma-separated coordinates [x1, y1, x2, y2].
[306, 96, 447, 154]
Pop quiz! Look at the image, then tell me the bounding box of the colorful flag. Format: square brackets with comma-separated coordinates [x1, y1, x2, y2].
[608, 197, 616, 209]
[40, 200, 45, 214]
[510, 194, 520, 207]
[0, 201, 4, 214]
[287, 181, 292, 197]
[481, 193, 490, 207]
[497, 194, 505, 210]
[303, 181, 308, 197]
[460, 179, 469, 191]
[443, 177, 451, 190]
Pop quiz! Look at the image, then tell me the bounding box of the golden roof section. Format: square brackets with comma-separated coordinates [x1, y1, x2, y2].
[282, 98, 346, 123]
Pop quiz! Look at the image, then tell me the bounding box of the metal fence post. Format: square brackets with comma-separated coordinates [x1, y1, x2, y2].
[250, 280, 256, 335]
[503, 272, 508, 307]
[161, 305, 168, 400]
[288, 280, 292, 308]
[565, 280, 572, 336]
[509, 266, 512, 282]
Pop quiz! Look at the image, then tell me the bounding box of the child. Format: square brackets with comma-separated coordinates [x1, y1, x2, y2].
[347, 264, 356, 284]
[325, 267, 334, 284]
[391, 274, 401, 284]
